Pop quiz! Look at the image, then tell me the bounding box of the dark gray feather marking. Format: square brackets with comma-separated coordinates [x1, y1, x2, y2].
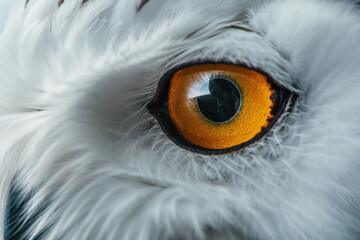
[26, 0, 89, 8]
[3, 176, 50, 240]
[137, 0, 150, 12]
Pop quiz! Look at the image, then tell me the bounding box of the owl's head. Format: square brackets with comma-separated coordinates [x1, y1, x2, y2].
[0, 0, 359, 239]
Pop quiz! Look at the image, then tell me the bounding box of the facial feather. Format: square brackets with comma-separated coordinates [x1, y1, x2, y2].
[0, 0, 359, 239]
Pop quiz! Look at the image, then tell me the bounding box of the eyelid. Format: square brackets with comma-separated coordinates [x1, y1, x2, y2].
[148, 61, 295, 155]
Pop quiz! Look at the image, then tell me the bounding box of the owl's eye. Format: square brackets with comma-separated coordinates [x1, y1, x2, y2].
[148, 62, 292, 154]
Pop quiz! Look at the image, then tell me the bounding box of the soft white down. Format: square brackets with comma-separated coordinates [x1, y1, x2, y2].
[0, 0, 359, 239]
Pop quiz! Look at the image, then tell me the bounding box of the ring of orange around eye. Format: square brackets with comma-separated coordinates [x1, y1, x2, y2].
[147, 61, 294, 155]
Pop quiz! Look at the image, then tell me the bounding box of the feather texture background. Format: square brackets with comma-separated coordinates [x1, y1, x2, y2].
[0, 0, 359, 239]
[0, 0, 19, 33]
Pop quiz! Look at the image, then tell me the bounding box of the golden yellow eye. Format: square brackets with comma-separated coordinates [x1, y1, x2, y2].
[148, 62, 292, 154]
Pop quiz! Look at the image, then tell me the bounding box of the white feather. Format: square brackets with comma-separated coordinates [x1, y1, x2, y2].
[0, 0, 359, 239]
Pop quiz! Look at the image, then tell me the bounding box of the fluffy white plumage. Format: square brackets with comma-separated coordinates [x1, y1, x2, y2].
[0, 0, 359, 239]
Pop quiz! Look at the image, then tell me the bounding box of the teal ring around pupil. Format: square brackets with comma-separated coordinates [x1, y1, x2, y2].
[196, 77, 242, 123]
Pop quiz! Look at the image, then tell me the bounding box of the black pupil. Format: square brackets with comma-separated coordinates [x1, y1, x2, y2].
[196, 77, 241, 123]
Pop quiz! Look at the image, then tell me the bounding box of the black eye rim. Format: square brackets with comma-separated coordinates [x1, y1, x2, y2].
[147, 61, 296, 155]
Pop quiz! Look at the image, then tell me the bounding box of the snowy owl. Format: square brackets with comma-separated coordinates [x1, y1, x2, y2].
[0, 0, 359, 239]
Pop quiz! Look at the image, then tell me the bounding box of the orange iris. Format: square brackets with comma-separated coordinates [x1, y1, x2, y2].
[168, 64, 275, 150]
